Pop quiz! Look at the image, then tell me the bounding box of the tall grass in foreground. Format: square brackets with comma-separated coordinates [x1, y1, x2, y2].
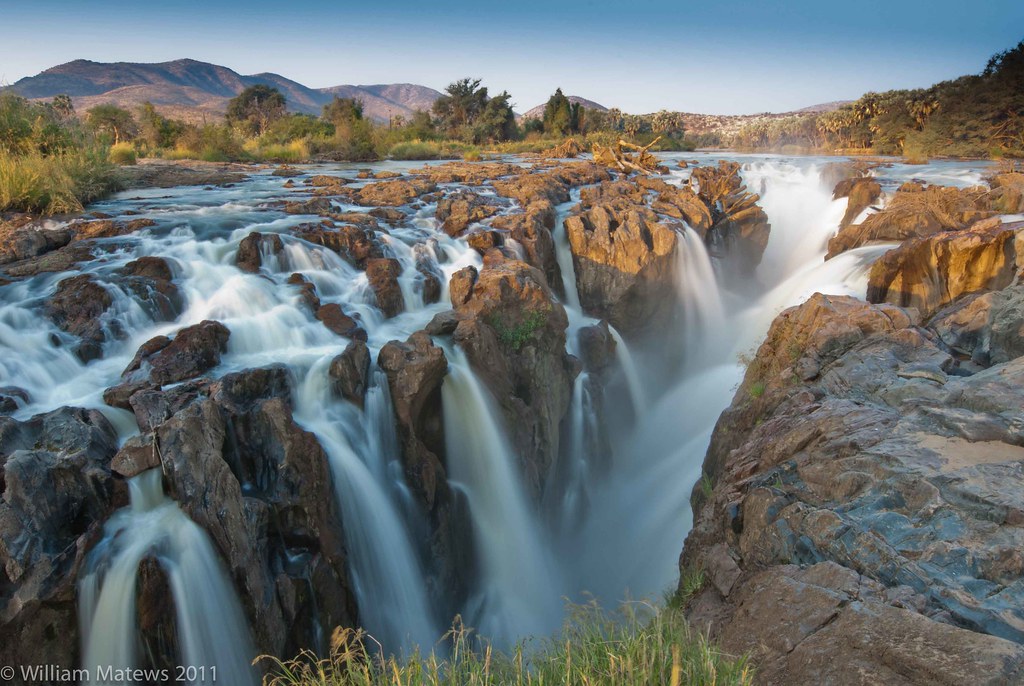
[0, 147, 122, 215]
[257, 601, 752, 686]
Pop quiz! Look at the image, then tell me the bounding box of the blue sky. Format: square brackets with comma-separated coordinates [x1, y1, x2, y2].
[1, 0, 1021, 114]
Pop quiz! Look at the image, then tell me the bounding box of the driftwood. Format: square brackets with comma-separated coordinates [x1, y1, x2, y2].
[541, 138, 585, 159]
[591, 136, 663, 174]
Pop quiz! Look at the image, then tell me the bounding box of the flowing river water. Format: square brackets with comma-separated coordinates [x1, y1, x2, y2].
[0, 153, 994, 680]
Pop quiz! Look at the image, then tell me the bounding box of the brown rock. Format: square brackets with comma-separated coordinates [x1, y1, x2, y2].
[365, 258, 405, 318]
[124, 320, 230, 386]
[355, 178, 437, 206]
[44, 274, 113, 362]
[867, 219, 1022, 318]
[329, 340, 371, 405]
[316, 303, 366, 340]
[435, 191, 504, 237]
[111, 433, 161, 478]
[236, 232, 284, 272]
[293, 222, 382, 268]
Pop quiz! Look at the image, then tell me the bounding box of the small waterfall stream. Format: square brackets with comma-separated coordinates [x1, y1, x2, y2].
[79, 470, 258, 685]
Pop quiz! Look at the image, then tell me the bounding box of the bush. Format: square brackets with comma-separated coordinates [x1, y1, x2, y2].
[109, 142, 137, 165]
[388, 140, 442, 160]
[257, 601, 752, 686]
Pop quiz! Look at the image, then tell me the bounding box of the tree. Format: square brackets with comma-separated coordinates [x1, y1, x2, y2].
[432, 78, 489, 137]
[473, 91, 518, 143]
[86, 104, 137, 144]
[322, 97, 364, 127]
[51, 95, 75, 120]
[226, 85, 286, 137]
[136, 102, 181, 149]
[543, 88, 574, 135]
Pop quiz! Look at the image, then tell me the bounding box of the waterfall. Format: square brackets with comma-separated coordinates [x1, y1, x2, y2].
[675, 224, 726, 368]
[293, 357, 437, 654]
[441, 348, 562, 645]
[79, 470, 258, 685]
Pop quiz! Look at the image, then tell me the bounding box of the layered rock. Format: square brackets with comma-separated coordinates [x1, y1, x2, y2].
[435, 192, 505, 237]
[867, 218, 1022, 318]
[680, 286, 1024, 681]
[236, 232, 284, 273]
[828, 183, 995, 258]
[293, 222, 383, 269]
[565, 195, 680, 336]
[690, 161, 771, 270]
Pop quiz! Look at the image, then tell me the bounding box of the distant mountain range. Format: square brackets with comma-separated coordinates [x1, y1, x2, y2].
[4, 58, 850, 130]
[4, 59, 444, 123]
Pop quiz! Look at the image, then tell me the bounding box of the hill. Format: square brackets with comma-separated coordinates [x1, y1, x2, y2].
[5, 59, 443, 123]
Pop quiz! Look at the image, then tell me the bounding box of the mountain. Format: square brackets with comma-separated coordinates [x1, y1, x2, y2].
[4, 59, 442, 123]
[520, 95, 609, 120]
[792, 100, 852, 114]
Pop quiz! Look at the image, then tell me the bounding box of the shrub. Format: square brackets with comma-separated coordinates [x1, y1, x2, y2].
[257, 601, 752, 686]
[109, 142, 137, 165]
[0, 147, 121, 214]
[388, 140, 442, 160]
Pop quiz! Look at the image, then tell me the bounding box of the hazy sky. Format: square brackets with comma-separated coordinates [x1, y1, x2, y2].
[1, 0, 1022, 114]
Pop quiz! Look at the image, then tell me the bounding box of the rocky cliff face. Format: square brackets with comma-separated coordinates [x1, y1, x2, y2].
[680, 204, 1024, 681]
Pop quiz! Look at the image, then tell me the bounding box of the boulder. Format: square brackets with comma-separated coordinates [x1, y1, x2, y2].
[490, 200, 562, 293]
[449, 266, 478, 308]
[293, 222, 383, 269]
[316, 303, 366, 340]
[236, 232, 284, 273]
[867, 218, 1022, 318]
[565, 201, 680, 336]
[153, 366, 356, 657]
[122, 320, 230, 386]
[834, 176, 882, 230]
[365, 258, 405, 318]
[353, 178, 437, 206]
[928, 281, 1024, 366]
[117, 256, 182, 322]
[44, 274, 113, 362]
[329, 340, 371, 406]
[691, 161, 771, 270]
[435, 192, 504, 237]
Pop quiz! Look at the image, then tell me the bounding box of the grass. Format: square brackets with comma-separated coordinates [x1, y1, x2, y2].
[747, 382, 766, 399]
[388, 140, 445, 160]
[0, 147, 122, 214]
[256, 601, 752, 686]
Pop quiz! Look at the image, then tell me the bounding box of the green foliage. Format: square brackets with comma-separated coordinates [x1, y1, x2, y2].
[543, 88, 579, 136]
[171, 123, 246, 162]
[748, 382, 766, 399]
[675, 566, 707, 607]
[700, 471, 714, 500]
[387, 139, 442, 160]
[136, 102, 184, 150]
[258, 601, 752, 686]
[432, 78, 517, 143]
[322, 97, 364, 127]
[488, 309, 548, 350]
[227, 84, 287, 137]
[86, 104, 138, 145]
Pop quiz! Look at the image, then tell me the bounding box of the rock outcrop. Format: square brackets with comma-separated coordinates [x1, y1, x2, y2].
[691, 161, 771, 270]
[828, 183, 995, 258]
[0, 407, 122, 671]
[150, 367, 357, 657]
[451, 260, 575, 497]
[867, 218, 1022, 318]
[565, 190, 681, 336]
[680, 279, 1024, 681]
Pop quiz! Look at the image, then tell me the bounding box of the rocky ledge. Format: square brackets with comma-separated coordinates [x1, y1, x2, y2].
[679, 194, 1024, 682]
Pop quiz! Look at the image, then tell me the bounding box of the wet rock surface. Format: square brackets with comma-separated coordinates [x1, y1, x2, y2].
[0, 407, 121, 670]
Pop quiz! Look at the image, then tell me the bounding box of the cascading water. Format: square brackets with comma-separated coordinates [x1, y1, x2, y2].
[79, 470, 257, 685]
[441, 348, 562, 645]
[0, 154, 974, 675]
